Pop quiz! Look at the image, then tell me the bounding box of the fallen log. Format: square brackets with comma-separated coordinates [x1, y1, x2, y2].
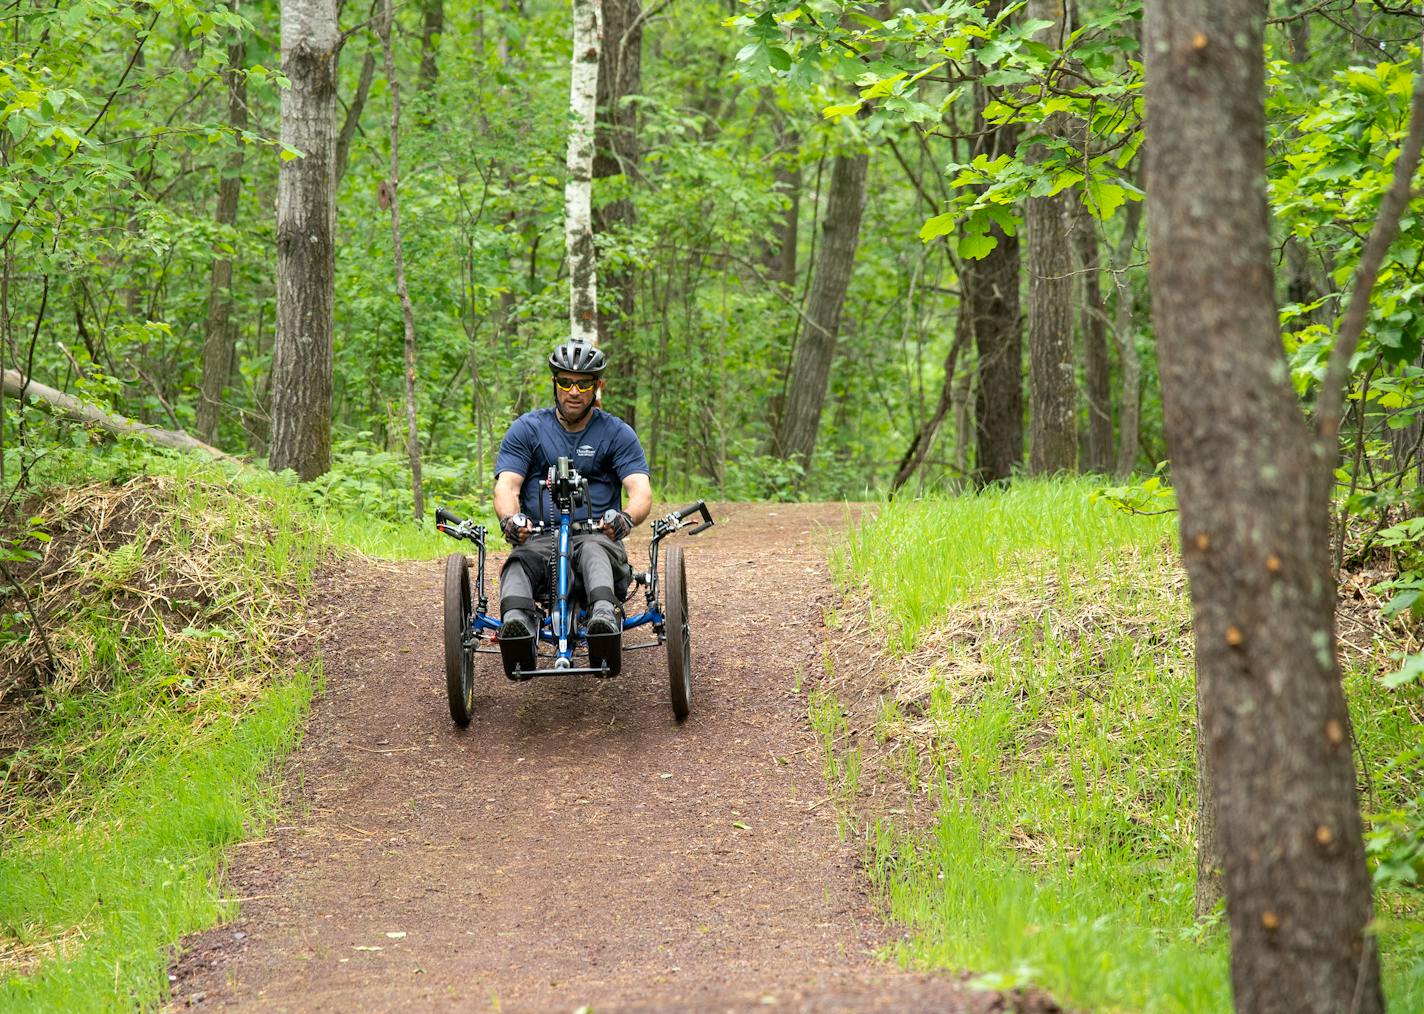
[2, 369, 235, 461]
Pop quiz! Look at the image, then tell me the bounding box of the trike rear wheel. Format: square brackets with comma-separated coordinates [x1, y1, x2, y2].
[444, 552, 476, 726]
[665, 545, 691, 721]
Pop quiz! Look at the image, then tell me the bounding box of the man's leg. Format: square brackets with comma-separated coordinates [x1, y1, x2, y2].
[574, 533, 628, 634]
[575, 533, 627, 674]
[498, 532, 552, 674]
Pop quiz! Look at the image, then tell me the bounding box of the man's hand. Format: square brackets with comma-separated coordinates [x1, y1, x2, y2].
[501, 512, 533, 546]
[599, 508, 634, 541]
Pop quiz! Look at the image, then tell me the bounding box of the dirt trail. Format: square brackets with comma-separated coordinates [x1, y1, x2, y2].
[170, 504, 1009, 1013]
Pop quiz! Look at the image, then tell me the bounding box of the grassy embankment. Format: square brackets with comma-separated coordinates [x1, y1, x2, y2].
[827, 477, 1423, 1013]
[0, 445, 450, 1011]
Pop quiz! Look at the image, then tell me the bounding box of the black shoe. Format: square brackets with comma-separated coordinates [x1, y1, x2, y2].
[586, 602, 618, 636]
[586, 602, 621, 677]
[499, 608, 538, 678]
[501, 609, 533, 639]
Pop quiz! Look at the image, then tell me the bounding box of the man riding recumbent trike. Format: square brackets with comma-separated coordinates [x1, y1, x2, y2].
[433, 338, 714, 727]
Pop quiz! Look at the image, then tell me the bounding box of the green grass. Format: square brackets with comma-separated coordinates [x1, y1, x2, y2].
[0, 668, 316, 1011]
[836, 475, 1179, 651]
[830, 476, 1423, 1012]
[0, 442, 449, 1009]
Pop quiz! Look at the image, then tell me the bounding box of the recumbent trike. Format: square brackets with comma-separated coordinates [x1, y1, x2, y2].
[434, 456, 714, 727]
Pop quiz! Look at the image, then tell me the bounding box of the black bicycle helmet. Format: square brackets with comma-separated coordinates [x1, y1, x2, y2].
[548, 339, 606, 376]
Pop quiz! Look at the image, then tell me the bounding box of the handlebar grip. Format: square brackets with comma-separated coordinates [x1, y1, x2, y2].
[684, 521, 714, 536]
[435, 506, 464, 527]
[674, 500, 706, 520]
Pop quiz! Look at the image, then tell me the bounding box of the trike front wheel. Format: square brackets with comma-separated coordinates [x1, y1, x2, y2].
[665, 545, 691, 721]
[444, 552, 476, 727]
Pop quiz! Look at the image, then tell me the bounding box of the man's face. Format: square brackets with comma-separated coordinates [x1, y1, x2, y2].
[554, 371, 599, 420]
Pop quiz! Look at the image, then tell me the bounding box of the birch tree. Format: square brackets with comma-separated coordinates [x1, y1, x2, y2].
[566, 0, 602, 346]
[269, 0, 339, 480]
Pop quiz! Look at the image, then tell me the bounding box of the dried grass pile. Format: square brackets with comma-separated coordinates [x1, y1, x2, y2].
[0, 473, 314, 822]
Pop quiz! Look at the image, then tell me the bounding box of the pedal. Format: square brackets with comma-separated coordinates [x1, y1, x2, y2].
[586, 627, 622, 677]
[498, 631, 537, 680]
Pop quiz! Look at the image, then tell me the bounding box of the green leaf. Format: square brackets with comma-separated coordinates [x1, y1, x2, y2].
[918, 212, 956, 242]
[822, 101, 863, 120]
[861, 72, 907, 100]
[958, 231, 998, 260]
[1384, 651, 1424, 688]
[1086, 180, 1128, 219]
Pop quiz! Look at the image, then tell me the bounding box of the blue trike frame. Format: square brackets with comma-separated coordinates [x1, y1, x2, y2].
[435, 459, 713, 680]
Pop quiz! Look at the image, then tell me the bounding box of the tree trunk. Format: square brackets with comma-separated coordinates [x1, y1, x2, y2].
[334, 45, 376, 187]
[196, 7, 248, 443]
[766, 117, 800, 289]
[952, 348, 973, 481]
[418, 0, 443, 94]
[1111, 188, 1144, 477]
[1194, 696, 1223, 919]
[1282, 6, 1320, 319]
[380, 0, 424, 520]
[1025, 0, 1076, 475]
[270, 0, 339, 480]
[1144, 4, 1382, 1011]
[969, 3, 1023, 485]
[773, 150, 869, 466]
[1074, 206, 1112, 473]
[566, 0, 602, 345]
[593, 0, 641, 420]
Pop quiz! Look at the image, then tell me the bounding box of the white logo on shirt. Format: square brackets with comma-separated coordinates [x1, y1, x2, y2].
[576, 444, 596, 457]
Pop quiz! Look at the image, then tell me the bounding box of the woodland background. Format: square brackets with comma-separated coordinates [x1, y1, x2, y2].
[2, 1, 1424, 1010]
[1, 1, 1422, 515]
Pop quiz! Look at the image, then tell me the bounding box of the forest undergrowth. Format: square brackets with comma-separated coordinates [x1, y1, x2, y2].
[825, 476, 1424, 1013]
[0, 442, 448, 1010]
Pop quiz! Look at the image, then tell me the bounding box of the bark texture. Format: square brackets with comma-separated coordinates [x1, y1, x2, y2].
[196, 8, 247, 442]
[1111, 189, 1144, 477]
[1025, 0, 1076, 475]
[418, 0, 443, 94]
[1074, 206, 1112, 473]
[774, 150, 868, 465]
[969, 1, 1023, 484]
[270, 0, 338, 480]
[334, 45, 376, 187]
[380, 0, 425, 520]
[1144, 3, 1382, 1010]
[566, 0, 602, 345]
[593, 0, 642, 416]
[766, 118, 800, 289]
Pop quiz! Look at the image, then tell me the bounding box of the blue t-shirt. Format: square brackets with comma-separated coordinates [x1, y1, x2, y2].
[495, 407, 649, 521]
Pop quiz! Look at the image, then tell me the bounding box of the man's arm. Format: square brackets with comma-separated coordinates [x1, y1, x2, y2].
[494, 471, 532, 543]
[621, 473, 652, 526]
